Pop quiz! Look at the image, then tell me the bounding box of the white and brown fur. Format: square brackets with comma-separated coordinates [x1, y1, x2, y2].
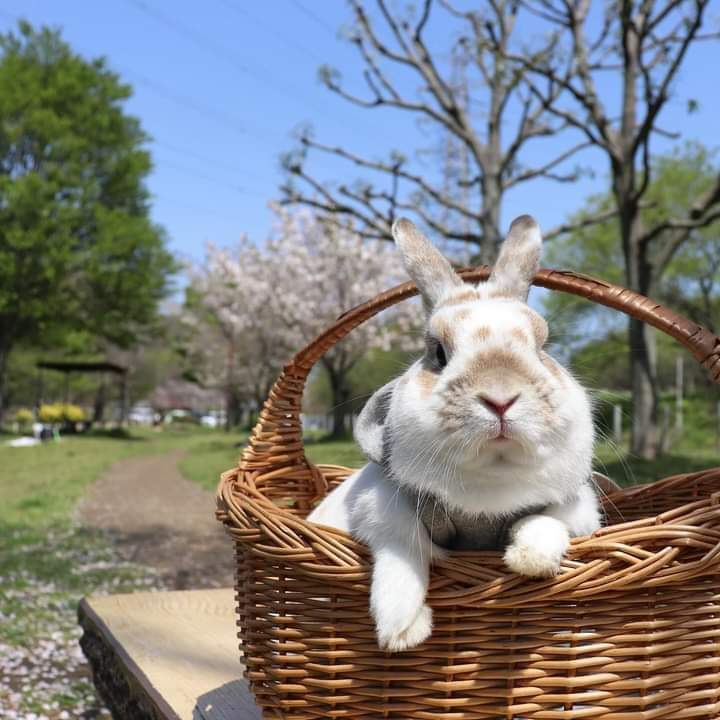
[309, 215, 600, 652]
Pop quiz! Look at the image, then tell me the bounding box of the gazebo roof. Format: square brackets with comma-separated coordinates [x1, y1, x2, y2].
[37, 360, 128, 375]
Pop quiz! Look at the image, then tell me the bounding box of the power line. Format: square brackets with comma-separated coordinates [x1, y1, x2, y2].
[152, 139, 275, 185]
[150, 196, 247, 224]
[121, 66, 251, 137]
[121, 0, 320, 114]
[288, 0, 338, 37]
[124, 0, 249, 70]
[0, 6, 248, 139]
[0, 7, 270, 208]
[158, 158, 267, 199]
[215, 0, 324, 64]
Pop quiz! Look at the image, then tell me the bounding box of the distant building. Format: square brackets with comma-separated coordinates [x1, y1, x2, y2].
[142, 378, 224, 424]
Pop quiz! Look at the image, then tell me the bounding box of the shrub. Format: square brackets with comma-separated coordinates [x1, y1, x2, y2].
[37, 403, 86, 424]
[38, 403, 64, 424]
[15, 407, 34, 426]
[62, 404, 86, 423]
[169, 413, 199, 426]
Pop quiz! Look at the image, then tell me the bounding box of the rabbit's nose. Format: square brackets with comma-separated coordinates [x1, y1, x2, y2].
[479, 394, 520, 418]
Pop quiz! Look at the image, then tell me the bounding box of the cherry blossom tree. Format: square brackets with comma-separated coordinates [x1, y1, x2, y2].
[185, 207, 421, 435]
[184, 236, 290, 429]
[267, 206, 420, 436]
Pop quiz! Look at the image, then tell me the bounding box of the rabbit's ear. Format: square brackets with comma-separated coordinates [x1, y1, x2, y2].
[488, 215, 542, 301]
[354, 378, 397, 465]
[392, 218, 463, 313]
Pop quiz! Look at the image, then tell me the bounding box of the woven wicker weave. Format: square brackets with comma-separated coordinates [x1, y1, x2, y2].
[216, 267, 720, 719]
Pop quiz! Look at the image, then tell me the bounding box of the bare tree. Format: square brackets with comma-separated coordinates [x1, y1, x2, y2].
[496, 0, 720, 458]
[281, 0, 602, 263]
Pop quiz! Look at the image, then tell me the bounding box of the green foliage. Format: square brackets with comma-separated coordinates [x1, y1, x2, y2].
[347, 348, 414, 407]
[306, 347, 415, 416]
[641, 145, 719, 240]
[6, 342, 106, 411]
[544, 143, 720, 340]
[568, 332, 630, 390]
[568, 328, 702, 393]
[169, 412, 200, 425]
[0, 21, 176, 389]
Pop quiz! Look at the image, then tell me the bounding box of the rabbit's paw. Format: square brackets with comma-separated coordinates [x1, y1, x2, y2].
[504, 515, 569, 578]
[376, 603, 432, 652]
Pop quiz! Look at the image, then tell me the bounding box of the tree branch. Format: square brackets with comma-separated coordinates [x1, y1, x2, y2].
[632, 0, 710, 156]
[503, 140, 592, 189]
[642, 171, 720, 247]
[281, 169, 391, 240]
[544, 205, 622, 241]
[300, 136, 479, 220]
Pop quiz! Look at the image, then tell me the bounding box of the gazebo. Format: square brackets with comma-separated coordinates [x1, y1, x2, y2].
[36, 360, 130, 425]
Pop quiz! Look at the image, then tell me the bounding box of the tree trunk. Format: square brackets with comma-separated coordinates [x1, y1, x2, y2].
[92, 376, 107, 425]
[0, 343, 9, 429]
[618, 189, 659, 460]
[325, 365, 352, 439]
[479, 171, 503, 265]
[628, 317, 659, 458]
[610, 10, 661, 460]
[479, 192, 501, 265]
[224, 336, 238, 432]
[225, 386, 242, 431]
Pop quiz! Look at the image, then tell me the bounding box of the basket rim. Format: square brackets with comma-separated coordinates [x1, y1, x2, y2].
[217, 463, 720, 603]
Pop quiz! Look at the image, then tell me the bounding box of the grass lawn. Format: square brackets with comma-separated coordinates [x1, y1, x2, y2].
[594, 437, 720, 486]
[0, 427, 216, 719]
[178, 433, 364, 491]
[177, 434, 245, 491]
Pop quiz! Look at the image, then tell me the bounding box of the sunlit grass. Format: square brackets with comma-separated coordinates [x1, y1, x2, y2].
[0, 426, 217, 718]
[177, 433, 364, 490]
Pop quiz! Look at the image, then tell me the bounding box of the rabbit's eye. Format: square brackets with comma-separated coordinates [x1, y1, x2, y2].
[435, 342, 447, 369]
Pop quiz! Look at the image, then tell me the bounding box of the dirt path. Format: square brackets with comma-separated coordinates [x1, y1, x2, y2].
[78, 450, 235, 589]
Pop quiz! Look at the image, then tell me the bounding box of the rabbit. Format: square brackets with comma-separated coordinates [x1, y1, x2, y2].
[308, 215, 600, 652]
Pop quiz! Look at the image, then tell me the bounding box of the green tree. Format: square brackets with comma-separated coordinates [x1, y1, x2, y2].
[545, 144, 720, 422]
[505, 1, 720, 459]
[0, 21, 175, 424]
[306, 347, 416, 434]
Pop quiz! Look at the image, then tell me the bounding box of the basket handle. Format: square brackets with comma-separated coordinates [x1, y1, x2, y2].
[240, 267, 720, 472]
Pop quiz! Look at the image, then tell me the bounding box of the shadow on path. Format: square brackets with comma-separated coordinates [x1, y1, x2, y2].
[78, 450, 235, 589]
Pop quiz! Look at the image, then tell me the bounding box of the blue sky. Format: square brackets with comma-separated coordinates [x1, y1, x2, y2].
[1, 1, 718, 265]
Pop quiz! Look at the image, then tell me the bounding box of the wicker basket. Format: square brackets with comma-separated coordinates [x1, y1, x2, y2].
[216, 267, 720, 719]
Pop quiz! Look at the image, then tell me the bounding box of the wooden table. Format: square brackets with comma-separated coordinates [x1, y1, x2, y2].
[78, 588, 263, 720]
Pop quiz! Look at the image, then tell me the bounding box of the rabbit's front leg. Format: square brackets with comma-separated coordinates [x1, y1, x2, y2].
[504, 483, 600, 577]
[503, 514, 569, 577]
[348, 464, 435, 652]
[369, 537, 432, 651]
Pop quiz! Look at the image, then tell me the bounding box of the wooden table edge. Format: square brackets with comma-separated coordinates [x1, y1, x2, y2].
[78, 595, 182, 720]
